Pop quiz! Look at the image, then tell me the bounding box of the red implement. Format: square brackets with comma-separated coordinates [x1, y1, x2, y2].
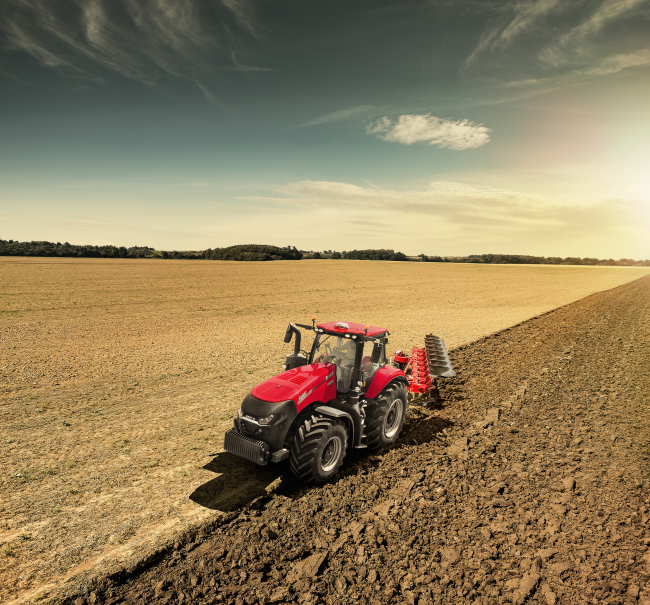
[407, 347, 433, 394]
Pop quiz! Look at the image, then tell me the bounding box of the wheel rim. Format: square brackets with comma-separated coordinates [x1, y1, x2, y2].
[383, 398, 403, 439]
[320, 436, 343, 472]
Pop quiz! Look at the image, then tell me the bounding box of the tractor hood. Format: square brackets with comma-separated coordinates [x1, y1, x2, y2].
[252, 363, 336, 404]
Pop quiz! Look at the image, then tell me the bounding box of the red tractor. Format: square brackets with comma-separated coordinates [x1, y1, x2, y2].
[224, 319, 454, 483]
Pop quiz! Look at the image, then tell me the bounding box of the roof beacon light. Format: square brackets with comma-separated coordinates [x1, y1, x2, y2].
[312, 315, 317, 329]
[335, 322, 349, 329]
[364, 325, 369, 336]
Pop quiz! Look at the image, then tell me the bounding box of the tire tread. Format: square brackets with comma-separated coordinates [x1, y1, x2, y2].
[290, 416, 347, 483]
[367, 382, 408, 450]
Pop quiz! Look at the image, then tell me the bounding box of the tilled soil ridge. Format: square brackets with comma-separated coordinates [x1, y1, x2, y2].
[65, 275, 650, 605]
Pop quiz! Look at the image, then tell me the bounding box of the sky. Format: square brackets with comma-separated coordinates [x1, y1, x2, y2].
[1, 0, 649, 258]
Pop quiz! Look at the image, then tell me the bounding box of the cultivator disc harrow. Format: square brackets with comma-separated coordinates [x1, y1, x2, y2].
[424, 334, 456, 378]
[393, 333, 455, 403]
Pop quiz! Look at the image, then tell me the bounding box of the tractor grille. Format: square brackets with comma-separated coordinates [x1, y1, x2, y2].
[224, 429, 269, 466]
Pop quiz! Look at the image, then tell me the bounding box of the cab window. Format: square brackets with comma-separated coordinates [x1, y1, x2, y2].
[360, 337, 387, 386]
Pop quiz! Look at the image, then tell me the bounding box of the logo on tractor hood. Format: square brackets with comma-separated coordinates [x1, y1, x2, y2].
[298, 388, 314, 404]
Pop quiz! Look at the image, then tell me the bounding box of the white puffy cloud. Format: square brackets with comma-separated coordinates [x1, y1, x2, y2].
[366, 114, 491, 150]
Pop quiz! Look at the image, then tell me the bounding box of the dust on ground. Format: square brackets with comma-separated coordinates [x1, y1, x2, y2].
[1, 258, 648, 602]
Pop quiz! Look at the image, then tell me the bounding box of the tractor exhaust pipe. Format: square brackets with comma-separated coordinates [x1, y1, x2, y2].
[284, 323, 301, 356]
[284, 323, 308, 371]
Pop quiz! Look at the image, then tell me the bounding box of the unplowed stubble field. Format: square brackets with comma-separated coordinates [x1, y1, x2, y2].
[1, 258, 648, 603]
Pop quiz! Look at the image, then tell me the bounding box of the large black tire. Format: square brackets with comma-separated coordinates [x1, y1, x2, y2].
[367, 382, 408, 449]
[290, 415, 348, 483]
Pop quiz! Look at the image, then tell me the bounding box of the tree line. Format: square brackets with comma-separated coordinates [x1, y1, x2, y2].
[0, 240, 160, 258]
[1, 240, 648, 266]
[341, 249, 409, 261]
[431, 253, 650, 267]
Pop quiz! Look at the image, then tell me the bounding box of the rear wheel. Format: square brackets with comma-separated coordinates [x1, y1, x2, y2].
[367, 382, 408, 449]
[290, 416, 348, 483]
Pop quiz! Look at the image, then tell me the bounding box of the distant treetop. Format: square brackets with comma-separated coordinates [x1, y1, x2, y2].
[343, 249, 408, 261]
[203, 244, 302, 261]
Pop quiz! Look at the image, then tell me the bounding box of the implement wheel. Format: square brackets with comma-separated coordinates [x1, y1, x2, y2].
[290, 416, 348, 483]
[367, 382, 408, 449]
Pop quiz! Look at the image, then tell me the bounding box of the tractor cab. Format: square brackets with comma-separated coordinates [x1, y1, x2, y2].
[310, 322, 389, 394]
[282, 320, 389, 397]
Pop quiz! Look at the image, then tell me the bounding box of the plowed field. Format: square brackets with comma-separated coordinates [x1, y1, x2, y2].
[1, 258, 648, 603]
[65, 274, 650, 605]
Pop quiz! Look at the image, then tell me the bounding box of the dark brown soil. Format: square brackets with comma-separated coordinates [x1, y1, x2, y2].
[62, 275, 650, 605]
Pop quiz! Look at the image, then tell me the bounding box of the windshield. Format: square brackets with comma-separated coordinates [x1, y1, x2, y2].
[312, 334, 388, 393]
[312, 334, 358, 392]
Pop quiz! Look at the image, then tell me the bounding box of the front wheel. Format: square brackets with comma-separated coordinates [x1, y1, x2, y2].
[290, 416, 348, 483]
[367, 382, 408, 449]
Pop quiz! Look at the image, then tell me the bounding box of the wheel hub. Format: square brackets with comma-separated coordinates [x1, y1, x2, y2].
[321, 436, 342, 472]
[383, 398, 403, 439]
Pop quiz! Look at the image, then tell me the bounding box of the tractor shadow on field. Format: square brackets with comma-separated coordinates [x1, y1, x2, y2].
[191, 411, 455, 512]
[190, 453, 286, 512]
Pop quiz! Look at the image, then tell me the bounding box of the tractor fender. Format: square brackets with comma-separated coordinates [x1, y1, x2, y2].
[363, 374, 409, 429]
[314, 404, 357, 446]
[364, 366, 408, 399]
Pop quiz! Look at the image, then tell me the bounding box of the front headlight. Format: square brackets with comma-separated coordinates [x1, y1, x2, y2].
[258, 414, 275, 426]
[237, 408, 243, 418]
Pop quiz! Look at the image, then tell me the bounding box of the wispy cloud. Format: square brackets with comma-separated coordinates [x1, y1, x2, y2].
[464, 0, 563, 69]
[539, 0, 650, 68]
[0, 0, 268, 102]
[367, 114, 491, 150]
[220, 0, 259, 38]
[297, 105, 378, 128]
[243, 180, 549, 225]
[196, 80, 224, 108]
[70, 215, 118, 222]
[501, 49, 650, 90]
[241, 179, 646, 243]
[229, 50, 275, 72]
[462, 0, 650, 104]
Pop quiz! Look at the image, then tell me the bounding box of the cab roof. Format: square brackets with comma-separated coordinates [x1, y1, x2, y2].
[316, 321, 388, 338]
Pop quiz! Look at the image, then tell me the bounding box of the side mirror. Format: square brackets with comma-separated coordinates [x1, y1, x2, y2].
[284, 324, 294, 344]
